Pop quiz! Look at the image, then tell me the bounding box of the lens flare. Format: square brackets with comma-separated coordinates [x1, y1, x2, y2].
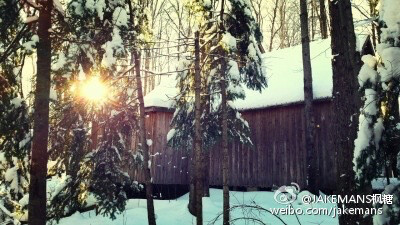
[80, 76, 109, 104]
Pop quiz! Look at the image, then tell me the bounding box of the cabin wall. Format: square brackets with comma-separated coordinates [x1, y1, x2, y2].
[130, 100, 336, 192]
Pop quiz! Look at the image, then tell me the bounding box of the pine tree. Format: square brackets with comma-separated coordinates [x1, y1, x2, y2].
[0, 77, 31, 223]
[47, 0, 141, 220]
[354, 1, 400, 224]
[91, 103, 137, 220]
[0, 73, 30, 223]
[168, 0, 266, 223]
[47, 103, 93, 222]
[0, 2, 32, 222]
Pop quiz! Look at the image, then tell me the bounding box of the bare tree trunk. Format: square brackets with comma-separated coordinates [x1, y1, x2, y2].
[319, 0, 328, 39]
[144, 50, 151, 94]
[188, 19, 197, 213]
[193, 30, 203, 225]
[311, 0, 315, 41]
[278, 0, 288, 49]
[300, 0, 318, 195]
[269, 0, 279, 52]
[189, 155, 196, 215]
[91, 121, 98, 151]
[28, 1, 52, 224]
[221, 59, 230, 225]
[368, 0, 379, 49]
[188, 16, 197, 212]
[151, 49, 156, 90]
[202, 149, 210, 197]
[329, 1, 371, 225]
[219, 1, 229, 224]
[134, 50, 157, 225]
[128, 2, 156, 224]
[383, 82, 400, 179]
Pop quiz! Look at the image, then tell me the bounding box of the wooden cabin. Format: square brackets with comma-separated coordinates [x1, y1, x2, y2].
[131, 36, 374, 194]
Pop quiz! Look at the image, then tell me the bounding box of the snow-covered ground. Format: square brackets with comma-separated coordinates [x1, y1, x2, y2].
[56, 189, 338, 225]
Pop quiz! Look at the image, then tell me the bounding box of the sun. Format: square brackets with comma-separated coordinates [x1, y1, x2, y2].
[80, 76, 109, 104]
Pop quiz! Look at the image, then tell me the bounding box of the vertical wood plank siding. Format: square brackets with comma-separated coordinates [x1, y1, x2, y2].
[131, 100, 336, 192]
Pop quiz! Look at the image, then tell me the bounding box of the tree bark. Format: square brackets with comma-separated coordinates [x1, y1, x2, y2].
[368, 0, 379, 49]
[200, 14, 212, 197]
[126, 3, 156, 223]
[269, 0, 280, 52]
[221, 58, 230, 225]
[144, 50, 150, 95]
[318, 0, 328, 39]
[300, 0, 318, 195]
[311, 0, 315, 41]
[91, 120, 98, 151]
[134, 50, 157, 225]
[383, 82, 400, 179]
[188, 156, 197, 216]
[28, 0, 52, 224]
[219, 1, 230, 224]
[329, 1, 371, 224]
[189, 156, 196, 215]
[194, 30, 203, 225]
[278, 1, 287, 49]
[202, 149, 210, 197]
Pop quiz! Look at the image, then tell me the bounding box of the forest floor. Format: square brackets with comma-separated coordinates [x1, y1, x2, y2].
[56, 188, 339, 225]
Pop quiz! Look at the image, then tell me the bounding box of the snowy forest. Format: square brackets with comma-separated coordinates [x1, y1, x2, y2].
[1, 0, 400, 224]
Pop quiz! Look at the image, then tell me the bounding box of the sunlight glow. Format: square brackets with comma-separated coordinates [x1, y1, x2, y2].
[80, 76, 109, 104]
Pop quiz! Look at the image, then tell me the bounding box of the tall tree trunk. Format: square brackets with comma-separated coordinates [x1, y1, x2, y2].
[189, 155, 196, 215]
[202, 149, 210, 197]
[319, 0, 328, 39]
[221, 58, 230, 225]
[311, 0, 315, 41]
[194, 30, 203, 225]
[144, 50, 150, 95]
[91, 121, 98, 151]
[384, 82, 400, 178]
[278, 1, 287, 49]
[28, 0, 52, 224]
[300, 0, 317, 195]
[127, 2, 156, 224]
[134, 50, 157, 225]
[219, 0, 230, 224]
[329, 1, 372, 225]
[369, 0, 378, 49]
[269, 0, 279, 52]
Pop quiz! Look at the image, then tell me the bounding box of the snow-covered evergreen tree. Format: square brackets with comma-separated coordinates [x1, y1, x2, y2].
[169, 0, 266, 159]
[90, 103, 138, 220]
[47, 105, 93, 222]
[168, 0, 266, 221]
[48, 0, 141, 220]
[0, 75, 31, 223]
[353, 0, 400, 224]
[0, 1, 33, 223]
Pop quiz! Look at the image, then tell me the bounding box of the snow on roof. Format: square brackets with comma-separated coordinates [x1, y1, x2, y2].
[234, 38, 333, 110]
[144, 75, 178, 109]
[144, 37, 367, 110]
